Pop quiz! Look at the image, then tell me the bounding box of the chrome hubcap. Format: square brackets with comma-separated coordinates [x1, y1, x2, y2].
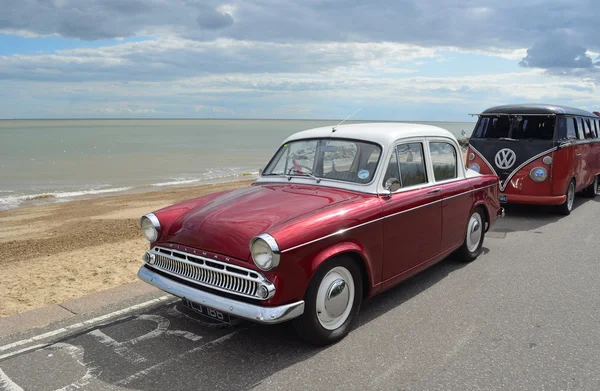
[316, 266, 355, 330]
[567, 182, 575, 210]
[324, 279, 349, 318]
[466, 212, 483, 253]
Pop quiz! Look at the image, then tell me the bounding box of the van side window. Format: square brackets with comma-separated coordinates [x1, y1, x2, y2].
[430, 142, 457, 182]
[595, 119, 600, 137]
[565, 118, 577, 139]
[591, 119, 597, 138]
[583, 119, 594, 139]
[576, 118, 585, 139]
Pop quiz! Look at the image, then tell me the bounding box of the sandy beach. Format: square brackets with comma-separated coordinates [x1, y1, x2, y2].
[0, 179, 254, 318]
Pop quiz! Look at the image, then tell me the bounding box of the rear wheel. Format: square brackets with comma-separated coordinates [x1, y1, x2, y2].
[456, 207, 485, 262]
[557, 179, 576, 215]
[292, 256, 362, 346]
[582, 175, 598, 199]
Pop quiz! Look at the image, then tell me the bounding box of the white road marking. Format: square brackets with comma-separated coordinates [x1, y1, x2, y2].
[115, 331, 240, 386]
[0, 296, 172, 354]
[51, 343, 99, 391]
[0, 344, 48, 361]
[0, 368, 24, 391]
[88, 329, 148, 365]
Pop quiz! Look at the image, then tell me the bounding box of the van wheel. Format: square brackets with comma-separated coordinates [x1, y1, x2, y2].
[557, 179, 576, 215]
[292, 256, 362, 346]
[456, 207, 485, 262]
[582, 175, 598, 198]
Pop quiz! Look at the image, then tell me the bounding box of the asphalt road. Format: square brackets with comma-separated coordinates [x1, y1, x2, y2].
[1, 195, 599, 391]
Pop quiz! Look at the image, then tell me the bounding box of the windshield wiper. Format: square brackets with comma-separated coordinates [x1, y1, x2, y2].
[286, 167, 322, 183]
[498, 137, 518, 142]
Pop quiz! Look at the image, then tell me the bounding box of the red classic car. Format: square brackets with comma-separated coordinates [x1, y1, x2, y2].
[137, 123, 503, 345]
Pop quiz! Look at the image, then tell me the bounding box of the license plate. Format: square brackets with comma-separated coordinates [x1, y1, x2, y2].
[182, 298, 231, 324]
[499, 194, 507, 203]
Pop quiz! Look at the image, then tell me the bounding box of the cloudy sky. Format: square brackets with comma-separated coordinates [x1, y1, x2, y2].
[1, 0, 599, 120]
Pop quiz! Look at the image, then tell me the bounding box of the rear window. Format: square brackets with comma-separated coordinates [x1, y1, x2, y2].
[472, 115, 555, 140]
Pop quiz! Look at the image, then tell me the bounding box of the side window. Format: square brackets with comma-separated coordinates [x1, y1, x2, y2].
[583, 119, 594, 139]
[595, 119, 600, 137]
[566, 117, 577, 139]
[430, 142, 457, 182]
[382, 143, 428, 190]
[397, 143, 427, 187]
[587, 118, 597, 138]
[576, 118, 585, 139]
[382, 147, 400, 187]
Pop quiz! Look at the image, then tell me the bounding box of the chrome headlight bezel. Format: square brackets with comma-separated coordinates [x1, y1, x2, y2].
[529, 167, 548, 183]
[250, 233, 280, 271]
[140, 213, 161, 242]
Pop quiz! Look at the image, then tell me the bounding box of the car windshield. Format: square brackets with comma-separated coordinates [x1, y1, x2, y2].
[263, 138, 382, 184]
[472, 115, 555, 140]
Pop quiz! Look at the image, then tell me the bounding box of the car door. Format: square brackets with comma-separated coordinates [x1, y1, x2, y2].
[574, 117, 587, 190]
[428, 139, 473, 251]
[381, 140, 442, 281]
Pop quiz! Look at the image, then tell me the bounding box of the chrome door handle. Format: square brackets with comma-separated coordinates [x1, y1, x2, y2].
[576, 153, 582, 157]
[428, 188, 442, 194]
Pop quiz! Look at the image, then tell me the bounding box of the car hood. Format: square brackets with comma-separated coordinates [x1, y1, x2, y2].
[163, 183, 359, 261]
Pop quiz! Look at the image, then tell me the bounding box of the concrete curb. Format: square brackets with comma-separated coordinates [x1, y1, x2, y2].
[0, 281, 163, 339]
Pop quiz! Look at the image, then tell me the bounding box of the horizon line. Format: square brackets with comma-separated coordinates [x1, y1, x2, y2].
[0, 117, 477, 123]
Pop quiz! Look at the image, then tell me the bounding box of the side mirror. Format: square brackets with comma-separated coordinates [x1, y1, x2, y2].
[461, 129, 467, 138]
[384, 178, 401, 193]
[258, 168, 263, 176]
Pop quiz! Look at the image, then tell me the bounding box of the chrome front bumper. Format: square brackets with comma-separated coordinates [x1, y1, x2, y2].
[137, 266, 305, 324]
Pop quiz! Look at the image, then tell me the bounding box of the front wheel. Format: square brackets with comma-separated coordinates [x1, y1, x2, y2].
[456, 207, 485, 262]
[292, 257, 362, 346]
[582, 175, 598, 199]
[556, 179, 576, 215]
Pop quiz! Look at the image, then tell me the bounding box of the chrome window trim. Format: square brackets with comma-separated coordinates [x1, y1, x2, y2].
[558, 139, 600, 147]
[281, 182, 497, 253]
[146, 246, 275, 300]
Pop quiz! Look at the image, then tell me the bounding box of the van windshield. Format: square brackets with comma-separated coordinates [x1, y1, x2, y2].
[472, 115, 555, 140]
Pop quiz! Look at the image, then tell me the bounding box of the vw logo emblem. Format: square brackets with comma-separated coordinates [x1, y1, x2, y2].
[495, 148, 516, 170]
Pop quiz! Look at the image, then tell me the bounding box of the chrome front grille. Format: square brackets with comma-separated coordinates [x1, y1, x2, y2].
[145, 246, 274, 300]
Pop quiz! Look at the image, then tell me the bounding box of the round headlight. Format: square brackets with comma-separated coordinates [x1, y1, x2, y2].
[529, 167, 548, 183]
[469, 163, 480, 173]
[140, 213, 160, 242]
[250, 234, 280, 271]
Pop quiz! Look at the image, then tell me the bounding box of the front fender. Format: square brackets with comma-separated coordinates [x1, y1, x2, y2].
[307, 241, 376, 297]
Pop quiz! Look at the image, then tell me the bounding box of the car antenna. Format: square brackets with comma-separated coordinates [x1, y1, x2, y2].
[332, 108, 361, 132]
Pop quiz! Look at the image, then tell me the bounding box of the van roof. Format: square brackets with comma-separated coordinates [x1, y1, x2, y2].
[475, 104, 597, 118]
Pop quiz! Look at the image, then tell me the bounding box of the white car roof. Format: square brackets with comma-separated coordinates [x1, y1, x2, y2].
[256, 122, 470, 195]
[282, 122, 458, 146]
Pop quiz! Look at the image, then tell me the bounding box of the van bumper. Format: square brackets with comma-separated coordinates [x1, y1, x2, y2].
[500, 193, 567, 205]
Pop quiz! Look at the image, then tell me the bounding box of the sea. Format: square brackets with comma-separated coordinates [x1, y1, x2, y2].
[0, 119, 476, 210]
